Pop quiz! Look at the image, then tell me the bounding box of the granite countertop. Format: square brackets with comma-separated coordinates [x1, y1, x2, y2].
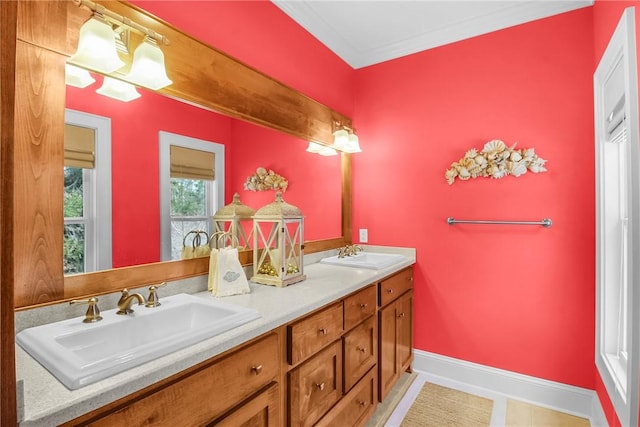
[16, 247, 415, 426]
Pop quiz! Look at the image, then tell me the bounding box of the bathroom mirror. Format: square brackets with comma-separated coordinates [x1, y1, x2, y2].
[13, 0, 352, 309]
[65, 79, 343, 274]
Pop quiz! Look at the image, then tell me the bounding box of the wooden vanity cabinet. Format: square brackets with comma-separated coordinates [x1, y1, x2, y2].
[212, 382, 280, 427]
[61, 267, 413, 427]
[286, 285, 377, 427]
[378, 267, 414, 402]
[63, 331, 282, 427]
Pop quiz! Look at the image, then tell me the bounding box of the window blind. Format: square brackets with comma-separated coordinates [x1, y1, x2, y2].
[64, 124, 95, 169]
[170, 145, 215, 180]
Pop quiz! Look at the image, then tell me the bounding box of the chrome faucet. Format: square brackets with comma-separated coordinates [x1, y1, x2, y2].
[116, 289, 145, 315]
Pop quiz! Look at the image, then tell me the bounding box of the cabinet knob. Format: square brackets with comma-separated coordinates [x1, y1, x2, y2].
[357, 346, 367, 353]
[408, 276, 413, 282]
[359, 303, 368, 309]
[386, 288, 393, 294]
[397, 312, 405, 318]
[318, 328, 328, 335]
[358, 400, 367, 407]
[316, 382, 325, 391]
[251, 365, 263, 375]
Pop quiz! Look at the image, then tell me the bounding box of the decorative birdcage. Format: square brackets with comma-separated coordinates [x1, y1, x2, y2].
[251, 191, 306, 287]
[212, 193, 255, 250]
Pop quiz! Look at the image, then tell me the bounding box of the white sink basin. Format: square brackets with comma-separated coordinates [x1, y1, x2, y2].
[16, 293, 260, 390]
[320, 252, 408, 270]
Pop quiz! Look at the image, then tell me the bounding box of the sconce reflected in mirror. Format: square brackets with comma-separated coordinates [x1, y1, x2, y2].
[306, 141, 338, 156]
[65, 64, 96, 88]
[96, 77, 141, 102]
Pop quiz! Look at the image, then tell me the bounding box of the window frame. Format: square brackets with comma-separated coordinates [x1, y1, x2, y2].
[594, 8, 639, 427]
[159, 131, 225, 261]
[64, 109, 112, 273]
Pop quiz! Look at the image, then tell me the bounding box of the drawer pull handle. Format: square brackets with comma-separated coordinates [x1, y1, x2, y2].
[357, 346, 367, 353]
[397, 312, 405, 318]
[360, 303, 368, 309]
[316, 382, 326, 391]
[319, 328, 328, 335]
[358, 400, 367, 407]
[251, 365, 263, 375]
[386, 289, 393, 294]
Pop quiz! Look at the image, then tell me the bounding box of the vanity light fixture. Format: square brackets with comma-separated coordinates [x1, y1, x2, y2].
[96, 76, 141, 102]
[65, 63, 96, 88]
[306, 142, 338, 156]
[70, 0, 172, 90]
[332, 128, 350, 150]
[332, 121, 362, 153]
[126, 36, 173, 90]
[68, 13, 125, 74]
[344, 132, 362, 153]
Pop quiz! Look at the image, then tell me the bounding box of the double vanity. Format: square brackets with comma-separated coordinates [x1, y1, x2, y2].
[15, 247, 415, 426]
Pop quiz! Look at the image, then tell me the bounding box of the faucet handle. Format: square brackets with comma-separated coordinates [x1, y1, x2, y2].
[70, 297, 103, 323]
[145, 282, 167, 308]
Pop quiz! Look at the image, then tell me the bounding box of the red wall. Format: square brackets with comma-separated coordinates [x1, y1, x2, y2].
[353, 8, 596, 388]
[592, 2, 640, 426]
[128, 0, 354, 117]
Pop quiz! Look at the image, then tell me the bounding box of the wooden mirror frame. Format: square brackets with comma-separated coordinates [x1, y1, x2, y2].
[13, 0, 352, 309]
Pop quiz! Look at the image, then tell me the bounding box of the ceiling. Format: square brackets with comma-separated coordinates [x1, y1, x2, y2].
[272, 1, 594, 69]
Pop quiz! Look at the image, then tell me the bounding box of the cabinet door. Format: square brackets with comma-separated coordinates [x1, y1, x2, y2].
[315, 367, 376, 427]
[343, 315, 376, 392]
[378, 302, 397, 402]
[288, 341, 343, 427]
[397, 291, 413, 374]
[211, 383, 280, 427]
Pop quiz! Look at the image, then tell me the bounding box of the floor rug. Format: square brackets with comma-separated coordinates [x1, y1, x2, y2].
[400, 382, 493, 427]
[505, 399, 590, 427]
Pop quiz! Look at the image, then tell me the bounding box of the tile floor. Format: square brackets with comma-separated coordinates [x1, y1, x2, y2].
[381, 372, 592, 427]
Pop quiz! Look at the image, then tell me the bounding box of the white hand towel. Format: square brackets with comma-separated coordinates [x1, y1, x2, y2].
[211, 247, 250, 297]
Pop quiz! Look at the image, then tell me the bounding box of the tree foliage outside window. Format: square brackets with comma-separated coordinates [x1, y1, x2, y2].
[171, 178, 206, 216]
[170, 178, 211, 259]
[64, 167, 85, 274]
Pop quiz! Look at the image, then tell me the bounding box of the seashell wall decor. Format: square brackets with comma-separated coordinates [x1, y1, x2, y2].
[244, 167, 289, 191]
[445, 140, 547, 185]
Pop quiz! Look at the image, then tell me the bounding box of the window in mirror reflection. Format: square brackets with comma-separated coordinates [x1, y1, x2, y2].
[64, 110, 113, 274]
[159, 131, 225, 261]
[169, 146, 215, 260]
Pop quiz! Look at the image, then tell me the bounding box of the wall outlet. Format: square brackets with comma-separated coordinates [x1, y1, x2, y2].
[359, 228, 368, 243]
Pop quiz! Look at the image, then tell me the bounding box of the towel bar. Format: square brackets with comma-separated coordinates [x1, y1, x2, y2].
[446, 217, 552, 228]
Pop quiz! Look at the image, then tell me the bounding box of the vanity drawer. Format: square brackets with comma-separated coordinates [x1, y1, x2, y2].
[81, 332, 279, 426]
[288, 302, 343, 365]
[288, 340, 343, 427]
[343, 315, 376, 392]
[378, 267, 413, 307]
[315, 367, 376, 427]
[343, 285, 376, 331]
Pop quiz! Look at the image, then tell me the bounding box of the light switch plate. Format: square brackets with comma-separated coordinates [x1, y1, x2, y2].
[359, 228, 368, 243]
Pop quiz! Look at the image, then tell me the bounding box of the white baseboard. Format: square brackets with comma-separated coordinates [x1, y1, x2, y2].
[413, 349, 608, 426]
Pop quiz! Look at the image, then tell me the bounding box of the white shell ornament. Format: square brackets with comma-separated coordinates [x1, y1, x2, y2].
[445, 140, 547, 184]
